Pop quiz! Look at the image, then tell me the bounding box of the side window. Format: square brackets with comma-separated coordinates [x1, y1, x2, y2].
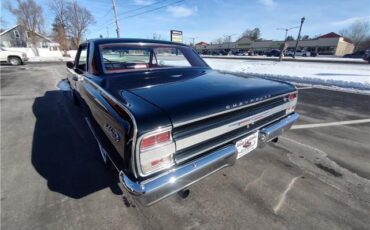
[13, 30, 20, 38]
[154, 47, 191, 67]
[76, 45, 88, 71]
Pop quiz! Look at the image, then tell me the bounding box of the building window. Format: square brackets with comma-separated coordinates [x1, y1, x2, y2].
[318, 46, 336, 55]
[13, 30, 20, 38]
[26, 31, 31, 38]
[39, 42, 48, 48]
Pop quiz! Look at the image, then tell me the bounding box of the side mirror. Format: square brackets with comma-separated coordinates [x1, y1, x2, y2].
[66, 61, 74, 69]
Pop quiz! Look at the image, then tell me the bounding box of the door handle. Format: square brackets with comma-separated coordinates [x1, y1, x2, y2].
[72, 76, 78, 81]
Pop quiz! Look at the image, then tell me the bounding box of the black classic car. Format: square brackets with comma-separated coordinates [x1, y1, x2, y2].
[66, 38, 299, 206]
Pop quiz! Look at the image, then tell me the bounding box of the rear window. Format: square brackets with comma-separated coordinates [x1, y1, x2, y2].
[100, 44, 208, 73]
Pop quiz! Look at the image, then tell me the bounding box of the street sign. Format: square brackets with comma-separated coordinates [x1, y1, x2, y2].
[170, 30, 183, 43]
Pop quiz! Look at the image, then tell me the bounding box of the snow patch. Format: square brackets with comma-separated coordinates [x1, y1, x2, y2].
[205, 58, 370, 93]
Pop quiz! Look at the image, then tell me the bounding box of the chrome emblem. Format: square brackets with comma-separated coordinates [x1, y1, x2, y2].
[104, 123, 121, 142]
[225, 94, 271, 110]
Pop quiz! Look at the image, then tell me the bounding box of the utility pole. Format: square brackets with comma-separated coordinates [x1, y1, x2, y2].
[277, 26, 299, 41]
[111, 0, 120, 38]
[225, 34, 236, 52]
[106, 27, 110, 38]
[293, 17, 305, 58]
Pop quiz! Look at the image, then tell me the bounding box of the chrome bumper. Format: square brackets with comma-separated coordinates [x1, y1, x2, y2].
[259, 113, 299, 147]
[119, 113, 299, 206]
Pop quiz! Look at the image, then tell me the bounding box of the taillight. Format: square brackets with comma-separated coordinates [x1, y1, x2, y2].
[140, 131, 170, 151]
[138, 129, 175, 175]
[286, 92, 298, 114]
[288, 92, 297, 101]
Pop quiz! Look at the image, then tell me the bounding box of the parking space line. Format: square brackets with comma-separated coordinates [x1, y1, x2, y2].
[291, 118, 370, 129]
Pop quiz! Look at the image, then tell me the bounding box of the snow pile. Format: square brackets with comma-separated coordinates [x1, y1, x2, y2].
[201, 55, 367, 63]
[205, 58, 370, 92]
[28, 56, 73, 62]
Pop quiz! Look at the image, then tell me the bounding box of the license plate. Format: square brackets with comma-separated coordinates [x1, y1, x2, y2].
[236, 132, 258, 159]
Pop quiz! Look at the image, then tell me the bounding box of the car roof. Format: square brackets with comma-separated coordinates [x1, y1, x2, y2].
[84, 38, 188, 47]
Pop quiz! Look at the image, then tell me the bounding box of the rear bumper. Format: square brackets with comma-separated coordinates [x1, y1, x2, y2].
[119, 112, 299, 206]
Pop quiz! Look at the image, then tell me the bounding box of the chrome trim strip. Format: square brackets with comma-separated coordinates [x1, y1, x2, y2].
[259, 113, 299, 147]
[173, 90, 297, 128]
[175, 112, 297, 164]
[85, 117, 120, 172]
[175, 100, 297, 151]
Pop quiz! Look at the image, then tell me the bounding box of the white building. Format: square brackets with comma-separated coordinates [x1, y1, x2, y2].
[0, 25, 62, 57]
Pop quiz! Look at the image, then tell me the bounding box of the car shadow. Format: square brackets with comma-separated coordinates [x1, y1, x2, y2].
[31, 90, 122, 199]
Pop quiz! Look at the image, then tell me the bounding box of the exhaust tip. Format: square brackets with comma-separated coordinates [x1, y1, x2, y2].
[177, 189, 190, 199]
[271, 137, 279, 143]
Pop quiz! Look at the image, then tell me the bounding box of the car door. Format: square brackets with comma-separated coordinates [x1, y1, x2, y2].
[0, 48, 7, 61]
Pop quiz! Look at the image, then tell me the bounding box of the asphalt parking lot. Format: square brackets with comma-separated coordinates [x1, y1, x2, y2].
[1, 63, 370, 230]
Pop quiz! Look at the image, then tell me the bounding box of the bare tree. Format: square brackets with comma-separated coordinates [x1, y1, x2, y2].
[49, 0, 68, 55]
[212, 37, 224, 45]
[212, 35, 232, 45]
[286, 35, 294, 41]
[5, 0, 45, 55]
[340, 20, 370, 51]
[52, 18, 69, 55]
[66, 1, 95, 49]
[152, 33, 161, 40]
[240, 28, 261, 41]
[0, 17, 8, 30]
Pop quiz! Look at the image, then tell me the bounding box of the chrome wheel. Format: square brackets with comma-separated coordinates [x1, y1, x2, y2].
[9, 57, 21, 66]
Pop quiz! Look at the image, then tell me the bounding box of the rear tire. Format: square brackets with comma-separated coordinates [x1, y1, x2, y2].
[8, 56, 22, 66]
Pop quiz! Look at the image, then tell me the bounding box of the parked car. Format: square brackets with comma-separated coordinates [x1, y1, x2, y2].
[286, 50, 310, 57]
[310, 51, 318, 57]
[208, 51, 221, 55]
[0, 47, 28, 65]
[66, 38, 299, 206]
[265, 49, 281, 57]
[343, 51, 365, 58]
[363, 49, 370, 63]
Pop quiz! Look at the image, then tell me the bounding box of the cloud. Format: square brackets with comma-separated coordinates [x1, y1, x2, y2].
[331, 16, 370, 26]
[166, 5, 198, 18]
[258, 0, 276, 8]
[134, 0, 155, 6]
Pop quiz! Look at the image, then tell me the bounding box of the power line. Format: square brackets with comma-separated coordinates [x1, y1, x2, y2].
[94, 0, 185, 32]
[95, 0, 172, 28]
[119, 0, 171, 16]
[123, 0, 184, 19]
[97, 8, 113, 20]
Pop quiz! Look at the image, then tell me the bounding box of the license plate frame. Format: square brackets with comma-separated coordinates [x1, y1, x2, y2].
[235, 132, 259, 159]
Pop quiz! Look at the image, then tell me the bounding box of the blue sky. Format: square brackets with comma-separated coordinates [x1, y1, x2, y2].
[1, 0, 369, 43]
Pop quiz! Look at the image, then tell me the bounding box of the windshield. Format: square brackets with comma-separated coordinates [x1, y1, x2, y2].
[100, 44, 208, 73]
